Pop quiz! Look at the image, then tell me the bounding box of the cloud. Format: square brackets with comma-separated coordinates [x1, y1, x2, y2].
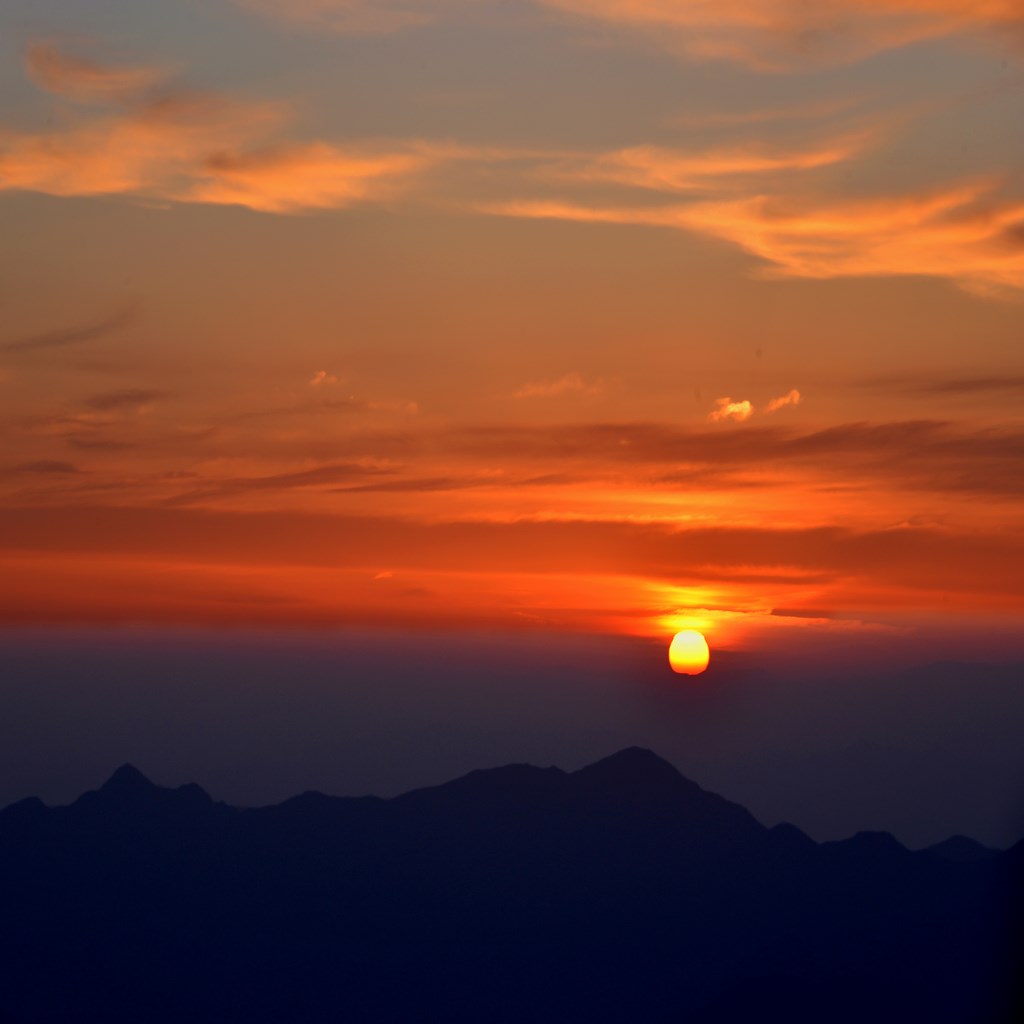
[708, 397, 754, 423]
[309, 371, 340, 387]
[165, 462, 393, 505]
[441, 419, 1024, 498]
[0, 83, 283, 199]
[9, 460, 81, 475]
[512, 372, 599, 399]
[706, 389, 799, 422]
[0, 308, 134, 354]
[18, 412, 117, 438]
[538, 0, 1024, 69]
[186, 142, 443, 213]
[82, 389, 168, 412]
[765, 389, 801, 413]
[488, 180, 1024, 295]
[670, 97, 865, 129]
[0, 44, 461, 214]
[68, 438, 136, 451]
[863, 374, 1024, 396]
[770, 607, 836, 619]
[549, 132, 873, 194]
[25, 42, 171, 104]
[233, 0, 442, 35]
[230, 0, 1024, 62]
[1, 506, 1021, 612]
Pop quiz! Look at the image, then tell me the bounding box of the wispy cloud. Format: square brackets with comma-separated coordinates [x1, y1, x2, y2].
[186, 142, 445, 213]
[443, 419, 1024, 497]
[0, 308, 134, 355]
[25, 42, 171, 103]
[670, 97, 865, 129]
[488, 180, 1024, 295]
[1, 506, 1021, 616]
[82, 389, 168, 412]
[0, 44, 467, 214]
[539, 0, 1024, 69]
[233, 0, 442, 35]
[512, 371, 600, 399]
[309, 371, 340, 387]
[863, 374, 1024, 396]
[7, 460, 81, 475]
[548, 132, 874, 194]
[165, 461, 392, 506]
[766, 389, 801, 413]
[230, 0, 1024, 63]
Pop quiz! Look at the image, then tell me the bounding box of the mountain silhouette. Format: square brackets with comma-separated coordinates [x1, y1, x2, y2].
[0, 750, 1018, 1023]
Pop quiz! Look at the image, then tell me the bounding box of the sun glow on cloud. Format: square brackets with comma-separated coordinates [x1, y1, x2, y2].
[708, 398, 754, 424]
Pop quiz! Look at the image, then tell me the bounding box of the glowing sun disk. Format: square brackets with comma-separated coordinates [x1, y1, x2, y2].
[669, 630, 710, 675]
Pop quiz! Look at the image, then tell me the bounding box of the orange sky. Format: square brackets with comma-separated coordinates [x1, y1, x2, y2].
[1, 0, 1023, 659]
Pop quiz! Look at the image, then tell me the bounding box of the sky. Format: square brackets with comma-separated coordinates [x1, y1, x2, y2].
[1, 2, 1023, 838]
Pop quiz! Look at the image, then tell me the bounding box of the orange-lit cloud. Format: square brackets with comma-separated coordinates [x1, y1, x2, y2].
[766, 389, 801, 413]
[512, 372, 599, 398]
[488, 180, 1024, 294]
[230, 0, 1024, 64]
[310, 371, 340, 387]
[539, 0, 1024, 68]
[549, 132, 873, 193]
[0, 508, 1021, 641]
[708, 398, 754, 423]
[25, 42, 172, 103]
[0, 45, 458, 213]
[186, 142, 444, 213]
[4, 404, 1024, 645]
[0, 85, 283, 198]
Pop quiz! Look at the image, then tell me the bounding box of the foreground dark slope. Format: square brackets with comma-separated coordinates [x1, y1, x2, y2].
[0, 748, 1018, 1023]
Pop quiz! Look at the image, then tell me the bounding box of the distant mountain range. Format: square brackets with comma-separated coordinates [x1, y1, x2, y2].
[1, 748, 1020, 1022]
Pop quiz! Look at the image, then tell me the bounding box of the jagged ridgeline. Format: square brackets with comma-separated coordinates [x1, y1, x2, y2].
[1, 749, 1020, 1023]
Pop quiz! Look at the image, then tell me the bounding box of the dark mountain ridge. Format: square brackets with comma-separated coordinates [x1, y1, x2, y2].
[0, 748, 1019, 1023]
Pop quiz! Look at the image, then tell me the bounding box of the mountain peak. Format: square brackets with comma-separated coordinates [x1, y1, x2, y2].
[573, 747, 690, 791]
[100, 763, 155, 794]
[925, 835, 999, 864]
[583, 746, 678, 772]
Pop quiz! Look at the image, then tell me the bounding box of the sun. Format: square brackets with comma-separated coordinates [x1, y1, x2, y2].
[668, 630, 710, 675]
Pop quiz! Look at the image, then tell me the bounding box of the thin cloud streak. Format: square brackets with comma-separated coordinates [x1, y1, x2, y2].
[82, 389, 168, 412]
[548, 131, 875, 194]
[863, 374, 1024, 396]
[539, 0, 1024, 69]
[512, 372, 598, 399]
[0, 309, 135, 355]
[230, 0, 1024, 66]
[487, 181, 1024, 294]
[233, 0, 442, 35]
[1, 507, 1021, 610]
